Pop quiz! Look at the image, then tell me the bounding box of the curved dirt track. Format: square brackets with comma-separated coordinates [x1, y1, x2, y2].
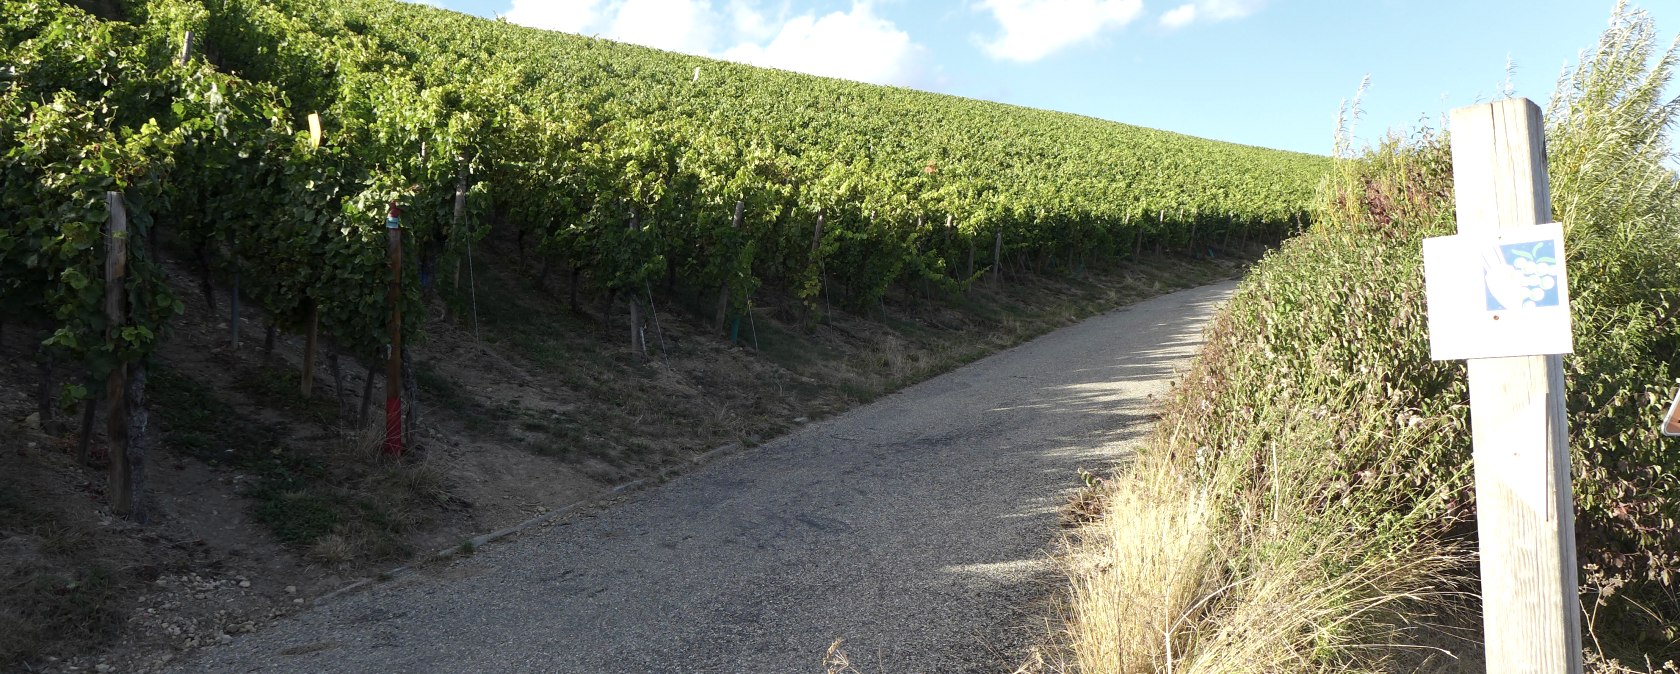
[164, 281, 1234, 674]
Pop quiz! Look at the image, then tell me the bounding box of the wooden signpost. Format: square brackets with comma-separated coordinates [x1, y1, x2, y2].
[1427, 98, 1581, 674]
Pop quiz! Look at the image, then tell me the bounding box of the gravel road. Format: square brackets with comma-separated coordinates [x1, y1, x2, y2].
[164, 281, 1234, 674]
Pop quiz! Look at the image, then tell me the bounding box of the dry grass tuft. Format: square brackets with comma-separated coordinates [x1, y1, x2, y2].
[1060, 444, 1476, 673]
[308, 534, 355, 565]
[1061, 452, 1219, 674]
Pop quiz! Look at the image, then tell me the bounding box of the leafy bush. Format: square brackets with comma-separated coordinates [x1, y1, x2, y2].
[1066, 2, 1680, 668]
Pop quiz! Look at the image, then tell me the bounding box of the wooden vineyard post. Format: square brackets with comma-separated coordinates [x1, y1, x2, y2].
[104, 192, 141, 519]
[384, 203, 404, 456]
[1448, 99, 1581, 674]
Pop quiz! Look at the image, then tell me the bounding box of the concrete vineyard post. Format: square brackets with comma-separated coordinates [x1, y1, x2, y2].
[1448, 98, 1582, 674]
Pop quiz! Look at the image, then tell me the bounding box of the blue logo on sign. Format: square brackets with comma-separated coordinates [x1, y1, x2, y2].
[1485, 240, 1560, 311]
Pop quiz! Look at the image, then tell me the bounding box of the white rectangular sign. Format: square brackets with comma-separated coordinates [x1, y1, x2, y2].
[1423, 222, 1572, 361]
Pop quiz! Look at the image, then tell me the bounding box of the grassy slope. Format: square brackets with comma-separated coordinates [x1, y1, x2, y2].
[1059, 5, 1680, 671]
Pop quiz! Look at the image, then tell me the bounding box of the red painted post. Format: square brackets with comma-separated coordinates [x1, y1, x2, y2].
[383, 202, 404, 456]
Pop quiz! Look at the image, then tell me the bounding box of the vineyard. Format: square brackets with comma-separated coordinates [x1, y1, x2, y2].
[0, 0, 1332, 553]
[0, 0, 1345, 668]
[2, 0, 1326, 401]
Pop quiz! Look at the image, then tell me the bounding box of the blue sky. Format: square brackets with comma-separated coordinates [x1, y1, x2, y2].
[411, 0, 1680, 156]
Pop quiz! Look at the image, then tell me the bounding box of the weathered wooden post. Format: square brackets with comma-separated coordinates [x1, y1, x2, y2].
[1426, 98, 1581, 674]
[105, 192, 143, 519]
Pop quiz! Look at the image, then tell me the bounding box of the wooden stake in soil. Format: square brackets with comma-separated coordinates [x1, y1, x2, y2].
[1447, 98, 1581, 674]
[384, 203, 405, 456]
[104, 192, 138, 518]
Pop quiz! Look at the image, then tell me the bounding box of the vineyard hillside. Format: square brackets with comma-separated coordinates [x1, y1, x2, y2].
[1, 0, 1328, 670]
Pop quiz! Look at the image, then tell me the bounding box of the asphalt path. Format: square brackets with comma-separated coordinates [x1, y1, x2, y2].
[164, 281, 1234, 674]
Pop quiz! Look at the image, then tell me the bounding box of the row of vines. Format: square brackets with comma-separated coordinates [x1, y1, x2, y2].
[1, 0, 1330, 452]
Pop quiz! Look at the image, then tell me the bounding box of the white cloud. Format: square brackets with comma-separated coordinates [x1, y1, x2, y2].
[976, 0, 1145, 63]
[1159, 3, 1196, 28]
[501, 0, 932, 87]
[721, 3, 929, 86]
[607, 0, 717, 53]
[1156, 0, 1264, 28]
[504, 0, 604, 33]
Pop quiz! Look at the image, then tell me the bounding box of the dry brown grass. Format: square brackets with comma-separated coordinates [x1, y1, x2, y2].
[1061, 451, 1219, 674]
[1058, 438, 1476, 674]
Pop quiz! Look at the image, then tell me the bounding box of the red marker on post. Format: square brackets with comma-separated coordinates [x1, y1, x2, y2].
[384, 201, 404, 457]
